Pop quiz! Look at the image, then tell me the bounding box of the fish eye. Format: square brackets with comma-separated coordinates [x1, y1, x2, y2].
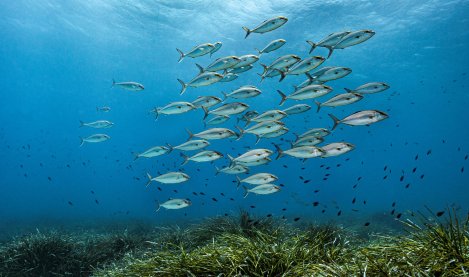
[205, 77, 209, 80]
[335, 72, 339, 74]
[219, 132, 222, 135]
[355, 35, 360, 38]
[374, 86, 378, 89]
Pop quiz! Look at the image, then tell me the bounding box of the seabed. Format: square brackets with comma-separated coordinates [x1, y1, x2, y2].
[0, 209, 467, 276]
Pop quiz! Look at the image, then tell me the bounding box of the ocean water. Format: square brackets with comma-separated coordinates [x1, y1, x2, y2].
[1, 0, 469, 238]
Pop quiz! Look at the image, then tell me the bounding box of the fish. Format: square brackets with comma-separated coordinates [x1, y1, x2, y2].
[255, 39, 286, 56]
[205, 115, 230, 127]
[151, 102, 196, 119]
[306, 31, 351, 55]
[170, 140, 210, 151]
[297, 128, 330, 138]
[237, 121, 285, 138]
[209, 42, 222, 57]
[231, 54, 259, 68]
[278, 56, 325, 81]
[220, 73, 239, 82]
[332, 30, 375, 51]
[236, 173, 278, 186]
[293, 136, 324, 147]
[243, 184, 280, 197]
[146, 171, 190, 185]
[178, 72, 224, 94]
[328, 110, 389, 130]
[222, 86, 261, 100]
[277, 84, 333, 105]
[255, 127, 289, 144]
[228, 65, 253, 74]
[242, 16, 288, 38]
[191, 96, 223, 108]
[79, 134, 110, 147]
[260, 54, 301, 76]
[96, 106, 111, 112]
[156, 199, 192, 211]
[181, 151, 223, 165]
[344, 82, 390, 94]
[228, 149, 273, 164]
[176, 43, 214, 62]
[307, 67, 352, 84]
[248, 110, 287, 123]
[79, 120, 114, 129]
[282, 104, 311, 115]
[315, 93, 363, 112]
[238, 110, 259, 123]
[134, 145, 171, 160]
[320, 142, 355, 157]
[186, 128, 238, 140]
[274, 144, 325, 159]
[215, 164, 249, 175]
[196, 56, 241, 72]
[203, 102, 249, 119]
[112, 79, 144, 91]
[236, 157, 271, 167]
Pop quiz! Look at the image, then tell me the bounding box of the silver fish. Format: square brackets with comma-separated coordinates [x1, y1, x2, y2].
[228, 64, 253, 74]
[260, 54, 300, 74]
[238, 110, 259, 123]
[215, 164, 249, 175]
[178, 72, 223, 95]
[308, 67, 352, 83]
[293, 136, 324, 147]
[255, 39, 286, 56]
[170, 140, 210, 151]
[237, 121, 285, 138]
[112, 80, 144, 91]
[134, 145, 171, 160]
[151, 102, 196, 120]
[196, 56, 241, 72]
[329, 110, 388, 130]
[249, 110, 287, 123]
[315, 93, 363, 112]
[79, 120, 113, 129]
[203, 102, 249, 119]
[181, 150, 223, 165]
[220, 73, 239, 82]
[297, 128, 330, 138]
[321, 142, 355, 157]
[236, 173, 278, 186]
[306, 31, 351, 55]
[222, 86, 261, 100]
[274, 144, 325, 160]
[96, 106, 111, 112]
[327, 30, 375, 58]
[237, 157, 271, 167]
[243, 184, 280, 198]
[205, 115, 230, 127]
[156, 199, 192, 211]
[209, 42, 222, 57]
[279, 56, 325, 81]
[79, 134, 110, 147]
[344, 82, 390, 94]
[176, 43, 214, 62]
[191, 96, 223, 108]
[242, 16, 288, 38]
[146, 171, 189, 185]
[282, 104, 311, 115]
[256, 127, 289, 144]
[229, 149, 273, 164]
[187, 128, 238, 140]
[277, 84, 333, 106]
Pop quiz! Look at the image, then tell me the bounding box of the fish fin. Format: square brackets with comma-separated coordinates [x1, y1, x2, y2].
[273, 143, 284, 160]
[236, 176, 241, 188]
[202, 106, 209, 120]
[177, 79, 187, 95]
[259, 63, 268, 75]
[324, 45, 334, 59]
[176, 48, 185, 63]
[242, 185, 249, 198]
[215, 166, 220, 175]
[155, 200, 161, 212]
[255, 135, 261, 145]
[306, 40, 317, 54]
[277, 90, 287, 106]
[314, 100, 321, 113]
[79, 120, 84, 127]
[278, 70, 287, 82]
[180, 153, 189, 166]
[344, 88, 352, 93]
[146, 173, 152, 187]
[292, 133, 299, 141]
[235, 126, 244, 140]
[132, 152, 139, 161]
[305, 72, 314, 82]
[254, 47, 262, 56]
[185, 128, 194, 141]
[111, 78, 116, 87]
[221, 91, 227, 101]
[195, 63, 204, 74]
[79, 137, 84, 147]
[328, 113, 341, 131]
[154, 107, 159, 120]
[242, 26, 251, 39]
[166, 143, 173, 154]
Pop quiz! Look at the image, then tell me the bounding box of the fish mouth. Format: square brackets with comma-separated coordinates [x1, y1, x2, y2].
[365, 30, 376, 36]
[279, 16, 288, 21]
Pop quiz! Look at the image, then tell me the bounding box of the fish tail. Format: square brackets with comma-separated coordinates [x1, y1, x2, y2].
[227, 154, 235, 167]
[242, 26, 251, 39]
[260, 63, 268, 75]
[236, 176, 241, 188]
[344, 88, 352, 93]
[202, 106, 209, 120]
[177, 79, 187, 95]
[221, 91, 227, 101]
[111, 78, 116, 87]
[154, 107, 159, 120]
[176, 48, 185, 63]
[166, 143, 173, 154]
[254, 47, 262, 56]
[328, 113, 341, 131]
[185, 128, 194, 141]
[155, 200, 161, 212]
[273, 143, 284, 160]
[79, 120, 84, 127]
[277, 90, 287, 106]
[305, 72, 314, 82]
[255, 135, 261, 145]
[132, 152, 139, 161]
[146, 173, 152, 187]
[314, 100, 321, 113]
[180, 153, 189, 166]
[79, 137, 84, 147]
[215, 166, 220, 175]
[278, 69, 287, 82]
[242, 185, 249, 198]
[235, 126, 244, 140]
[306, 40, 317, 54]
[324, 45, 334, 59]
[195, 63, 204, 74]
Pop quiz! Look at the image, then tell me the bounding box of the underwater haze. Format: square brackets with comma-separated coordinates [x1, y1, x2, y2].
[1, 0, 469, 238]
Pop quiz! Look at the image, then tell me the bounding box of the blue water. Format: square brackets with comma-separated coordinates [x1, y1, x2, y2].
[1, 1, 468, 233]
